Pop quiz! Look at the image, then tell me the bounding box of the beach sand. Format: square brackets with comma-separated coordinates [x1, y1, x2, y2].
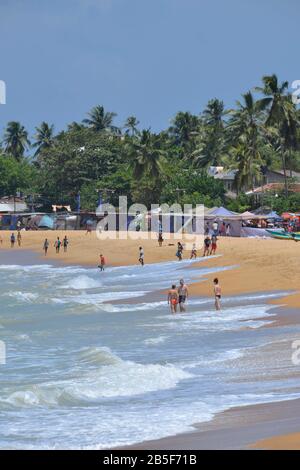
[1, 231, 300, 449]
[1, 231, 299, 307]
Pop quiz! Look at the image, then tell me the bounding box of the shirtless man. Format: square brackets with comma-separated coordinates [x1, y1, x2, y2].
[178, 278, 189, 312]
[168, 284, 179, 314]
[213, 278, 221, 311]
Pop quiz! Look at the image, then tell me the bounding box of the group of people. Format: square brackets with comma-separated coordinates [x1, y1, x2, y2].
[8, 232, 22, 248]
[168, 277, 222, 313]
[205, 220, 231, 237]
[43, 236, 69, 255]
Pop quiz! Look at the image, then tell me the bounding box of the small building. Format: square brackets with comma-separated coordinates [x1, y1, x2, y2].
[207, 166, 238, 193]
[0, 197, 28, 213]
[262, 168, 300, 184]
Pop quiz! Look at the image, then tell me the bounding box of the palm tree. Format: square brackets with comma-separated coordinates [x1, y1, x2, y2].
[226, 91, 266, 190]
[32, 122, 54, 156]
[169, 111, 200, 151]
[83, 105, 119, 134]
[256, 74, 299, 196]
[124, 116, 140, 136]
[3, 121, 30, 160]
[128, 130, 166, 183]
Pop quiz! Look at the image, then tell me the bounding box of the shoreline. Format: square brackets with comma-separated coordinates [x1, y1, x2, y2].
[1, 242, 300, 450]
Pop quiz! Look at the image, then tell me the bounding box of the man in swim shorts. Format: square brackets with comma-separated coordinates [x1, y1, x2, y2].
[178, 278, 189, 312]
[168, 284, 179, 314]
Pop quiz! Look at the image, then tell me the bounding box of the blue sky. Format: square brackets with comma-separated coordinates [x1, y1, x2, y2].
[0, 0, 299, 139]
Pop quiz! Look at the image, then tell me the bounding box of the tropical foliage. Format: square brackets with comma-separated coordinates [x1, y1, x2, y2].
[1, 74, 300, 211]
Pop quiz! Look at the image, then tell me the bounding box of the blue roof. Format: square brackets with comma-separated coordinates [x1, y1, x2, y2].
[209, 206, 236, 216]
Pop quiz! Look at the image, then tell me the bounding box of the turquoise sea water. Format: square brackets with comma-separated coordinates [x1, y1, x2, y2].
[0, 257, 299, 449]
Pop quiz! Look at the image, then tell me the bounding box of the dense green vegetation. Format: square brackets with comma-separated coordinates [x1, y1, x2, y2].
[1, 74, 300, 212]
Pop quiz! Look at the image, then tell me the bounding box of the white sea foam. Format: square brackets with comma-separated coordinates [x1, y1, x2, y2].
[61, 275, 102, 290]
[6, 291, 39, 303]
[1, 347, 192, 407]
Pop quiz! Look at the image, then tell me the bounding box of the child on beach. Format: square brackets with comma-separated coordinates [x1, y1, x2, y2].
[213, 278, 221, 311]
[168, 284, 179, 314]
[139, 246, 144, 266]
[190, 243, 197, 259]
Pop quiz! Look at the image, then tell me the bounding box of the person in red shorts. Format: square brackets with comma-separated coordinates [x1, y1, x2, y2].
[210, 234, 218, 255]
[167, 284, 179, 314]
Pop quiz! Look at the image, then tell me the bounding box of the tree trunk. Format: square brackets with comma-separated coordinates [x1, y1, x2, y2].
[281, 151, 288, 198]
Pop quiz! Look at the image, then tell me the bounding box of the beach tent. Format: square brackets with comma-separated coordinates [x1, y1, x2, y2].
[265, 211, 281, 220]
[38, 215, 55, 229]
[240, 211, 256, 219]
[209, 206, 237, 217]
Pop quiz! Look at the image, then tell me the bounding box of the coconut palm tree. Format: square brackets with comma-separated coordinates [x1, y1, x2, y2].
[32, 122, 54, 156]
[169, 111, 200, 151]
[3, 121, 30, 160]
[256, 74, 299, 196]
[191, 99, 228, 168]
[124, 116, 140, 137]
[128, 130, 166, 183]
[83, 105, 119, 134]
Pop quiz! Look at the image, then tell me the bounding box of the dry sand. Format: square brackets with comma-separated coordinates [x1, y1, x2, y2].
[1, 231, 299, 307]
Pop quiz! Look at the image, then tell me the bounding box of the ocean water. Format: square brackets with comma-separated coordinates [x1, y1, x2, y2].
[0, 257, 299, 449]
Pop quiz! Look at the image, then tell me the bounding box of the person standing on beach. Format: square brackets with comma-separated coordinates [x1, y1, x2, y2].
[190, 243, 197, 259]
[10, 233, 16, 248]
[178, 279, 188, 312]
[158, 232, 164, 247]
[54, 237, 61, 254]
[43, 239, 49, 256]
[63, 236, 69, 253]
[17, 231, 22, 247]
[203, 236, 211, 256]
[99, 254, 106, 271]
[176, 241, 183, 261]
[212, 220, 219, 236]
[139, 246, 144, 266]
[213, 278, 221, 311]
[168, 284, 179, 314]
[210, 234, 217, 255]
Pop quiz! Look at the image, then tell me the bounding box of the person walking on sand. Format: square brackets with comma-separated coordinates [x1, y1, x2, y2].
[168, 284, 179, 314]
[43, 238, 49, 256]
[158, 232, 164, 247]
[213, 278, 221, 311]
[10, 233, 16, 248]
[17, 231, 22, 247]
[176, 241, 183, 261]
[98, 254, 106, 271]
[178, 279, 189, 312]
[203, 236, 211, 256]
[190, 243, 197, 259]
[210, 234, 218, 255]
[63, 236, 69, 253]
[139, 246, 144, 266]
[54, 237, 61, 254]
